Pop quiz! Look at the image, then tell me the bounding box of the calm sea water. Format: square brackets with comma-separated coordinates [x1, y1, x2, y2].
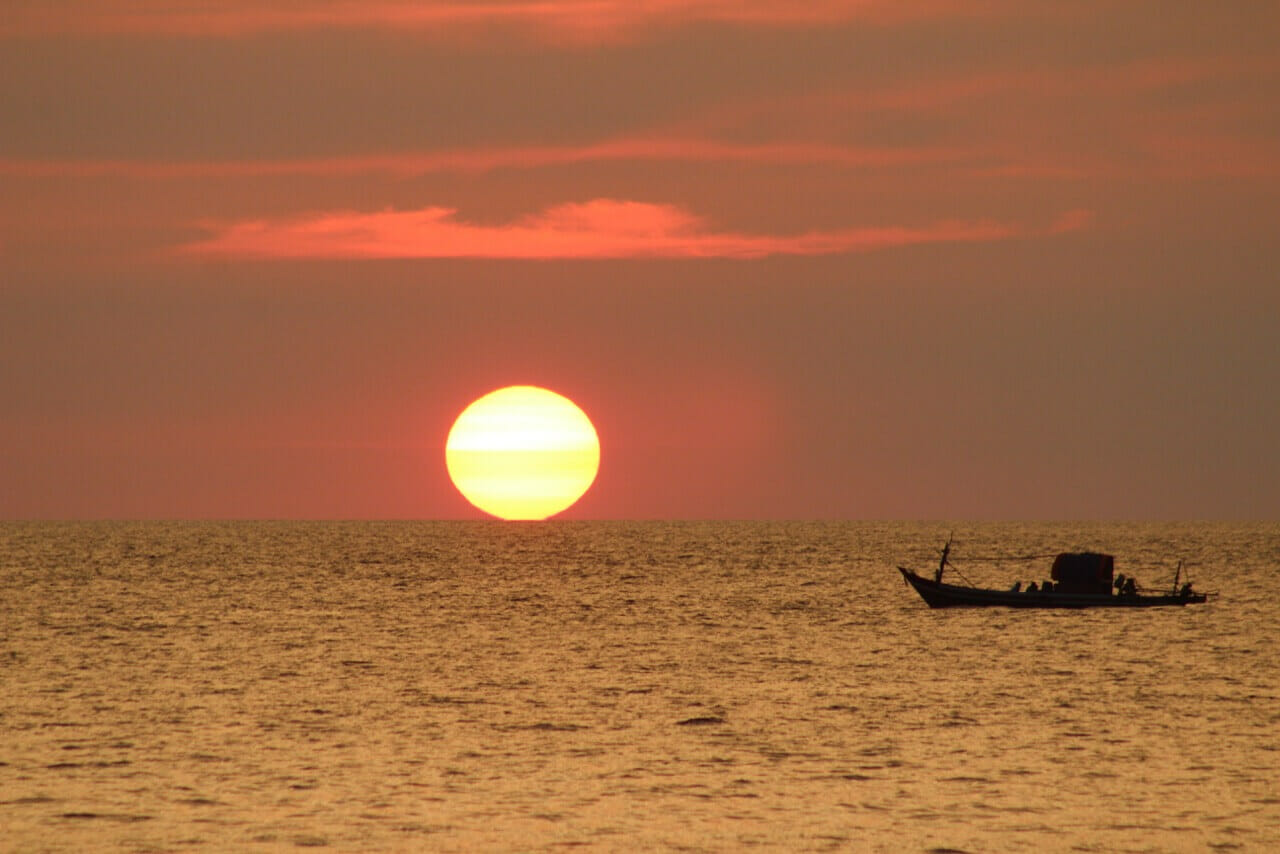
[1, 521, 1277, 852]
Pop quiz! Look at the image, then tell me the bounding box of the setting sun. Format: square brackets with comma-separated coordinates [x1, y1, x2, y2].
[445, 386, 600, 520]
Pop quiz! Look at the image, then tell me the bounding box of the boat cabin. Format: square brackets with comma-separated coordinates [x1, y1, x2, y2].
[1050, 552, 1114, 595]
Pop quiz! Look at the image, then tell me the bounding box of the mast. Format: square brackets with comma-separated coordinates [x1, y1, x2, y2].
[936, 535, 953, 583]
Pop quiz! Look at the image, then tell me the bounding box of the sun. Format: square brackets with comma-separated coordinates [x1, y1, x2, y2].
[445, 386, 601, 520]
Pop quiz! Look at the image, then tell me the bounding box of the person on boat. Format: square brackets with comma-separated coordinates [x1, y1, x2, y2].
[1010, 581, 1022, 592]
[1180, 581, 1195, 598]
[1026, 581, 1038, 592]
[1121, 576, 1137, 596]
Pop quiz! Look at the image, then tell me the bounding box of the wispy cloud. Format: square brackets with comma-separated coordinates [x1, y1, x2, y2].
[0, 140, 972, 180]
[182, 199, 1018, 259]
[1048, 209, 1094, 234]
[2, 0, 1000, 39]
[5, 57, 1272, 183]
[672, 57, 1280, 180]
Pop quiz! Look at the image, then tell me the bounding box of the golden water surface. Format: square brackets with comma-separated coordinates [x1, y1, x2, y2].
[2, 522, 1277, 852]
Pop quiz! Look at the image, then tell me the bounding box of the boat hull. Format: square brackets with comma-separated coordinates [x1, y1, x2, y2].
[898, 567, 1207, 609]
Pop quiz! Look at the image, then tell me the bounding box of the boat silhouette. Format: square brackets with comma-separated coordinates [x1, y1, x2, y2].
[899, 539, 1209, 609]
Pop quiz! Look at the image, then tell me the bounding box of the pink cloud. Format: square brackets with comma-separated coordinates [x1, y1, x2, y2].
[668, 56, 1280, 182]
[861, 57, 1278, 111]
[182, 198, 1017, 259]
[0, 139, 971, 181]
[2, 0, 1002, 39]
[4, 57, 1270, 184]
[686, 57, 1280, 132]
[1048, 209, 1095, 234]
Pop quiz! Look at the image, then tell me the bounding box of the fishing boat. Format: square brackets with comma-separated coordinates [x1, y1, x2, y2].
[899, 540, 1209, 609]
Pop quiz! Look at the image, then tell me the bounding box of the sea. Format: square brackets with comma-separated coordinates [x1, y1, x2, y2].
[1, 521, 1277, 853]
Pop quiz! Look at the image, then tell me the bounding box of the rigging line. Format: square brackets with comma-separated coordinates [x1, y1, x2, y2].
[942, 562, 977, 587]
[948, 553, 1059, 562]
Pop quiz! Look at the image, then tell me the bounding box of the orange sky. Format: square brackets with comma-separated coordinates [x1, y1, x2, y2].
[2, 1, 1278, 518]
